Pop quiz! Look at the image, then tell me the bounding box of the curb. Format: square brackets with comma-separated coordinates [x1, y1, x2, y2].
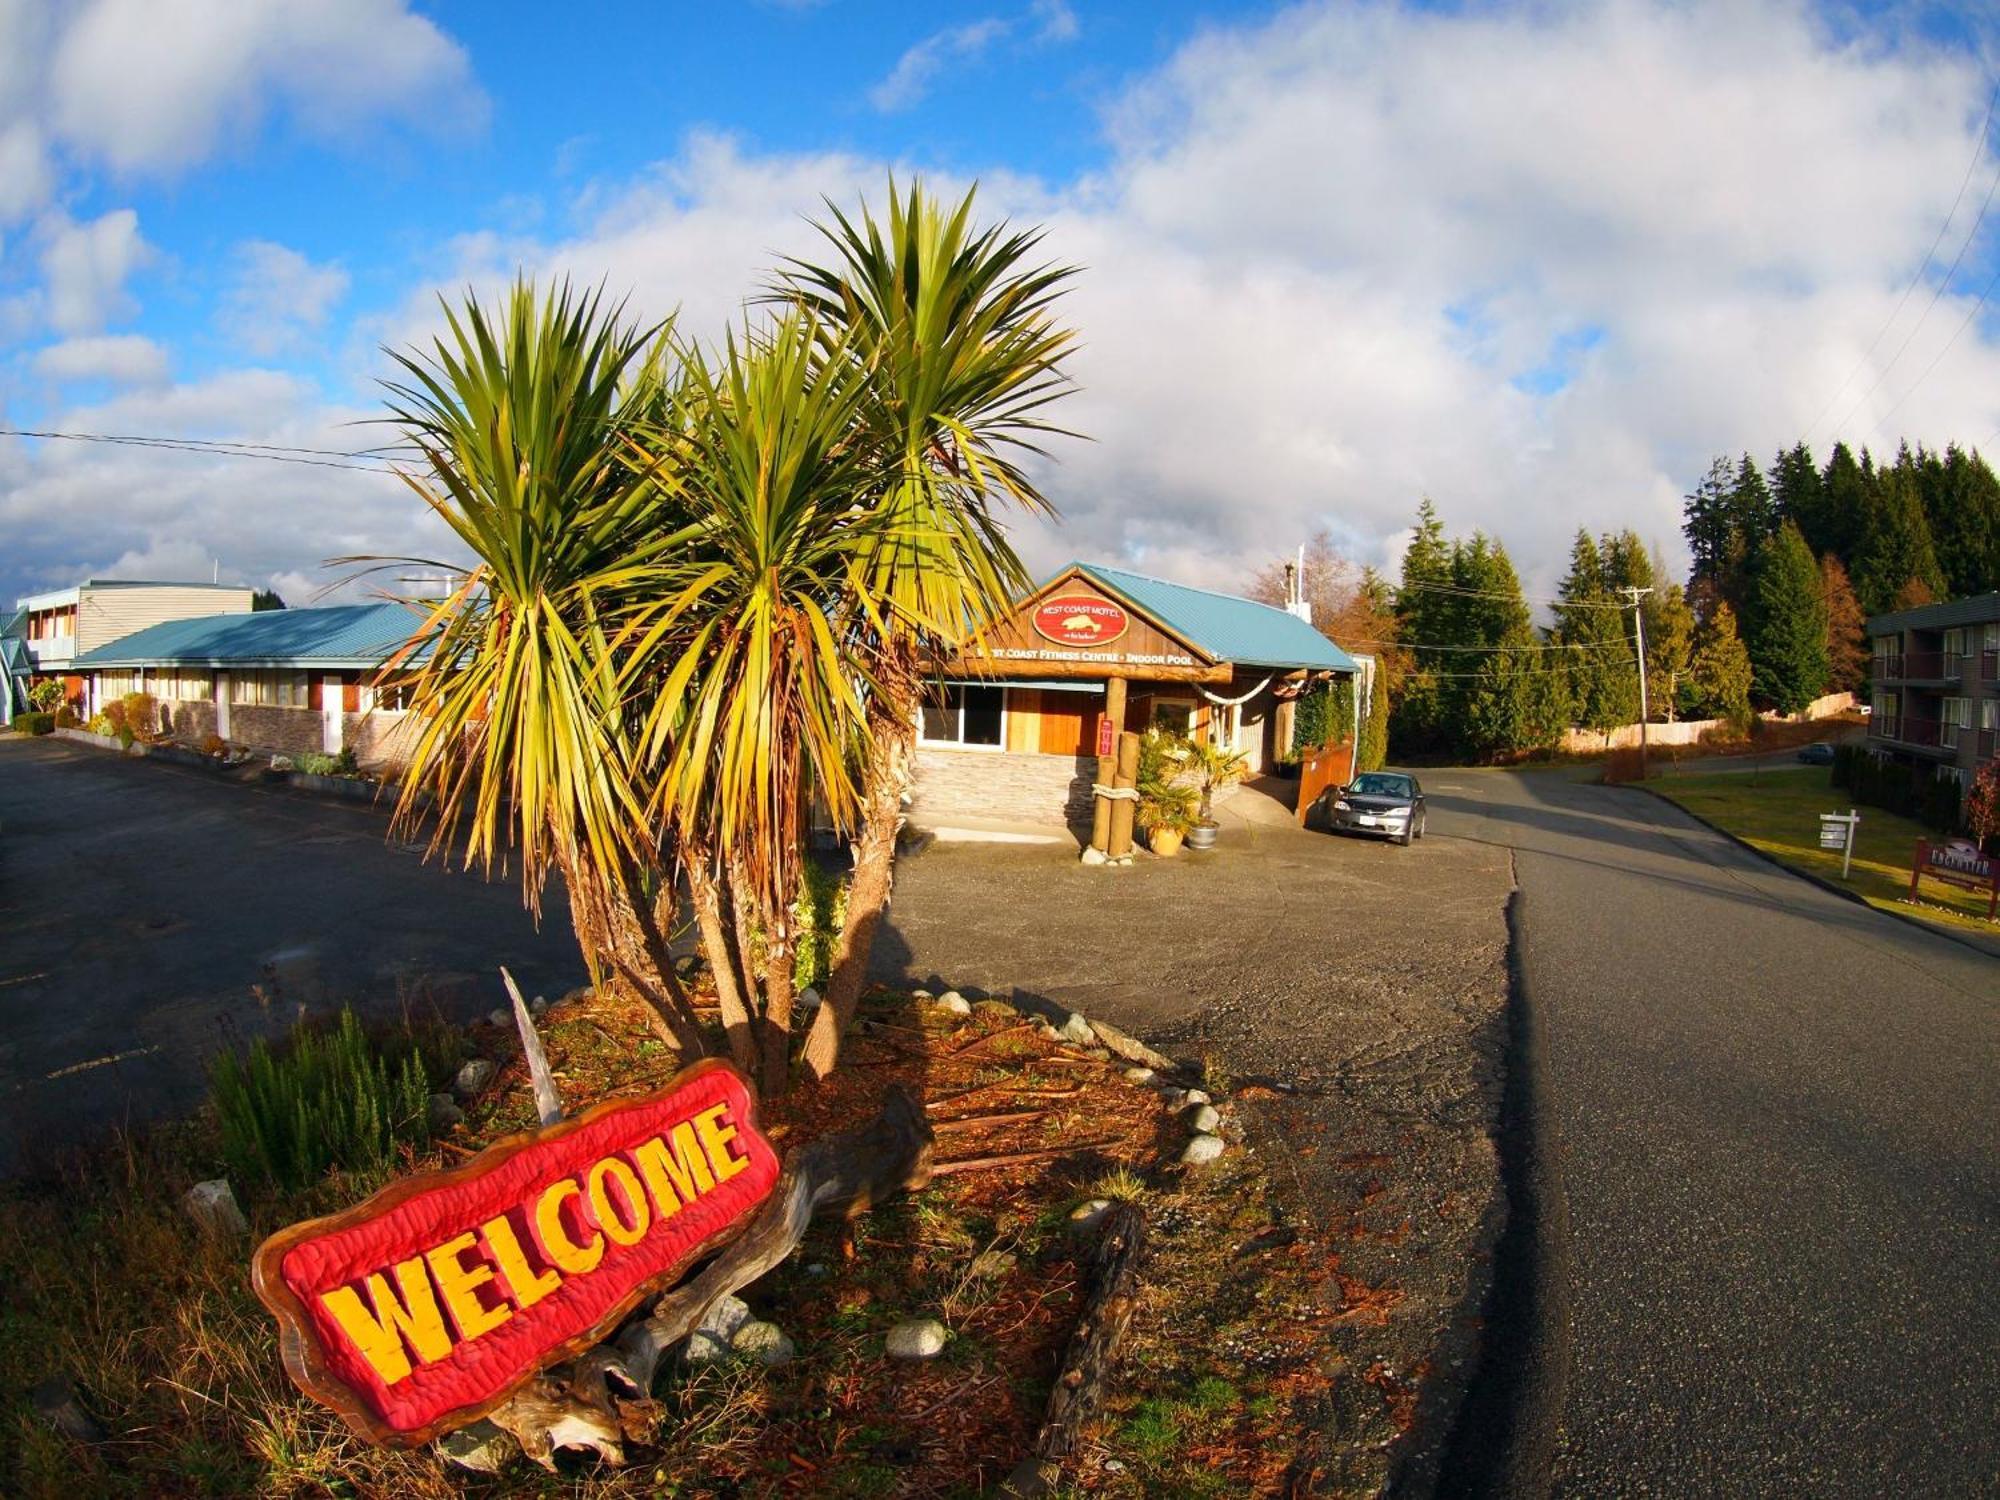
[1623, 783, 2000, 962]
[46, 728, 426, 814]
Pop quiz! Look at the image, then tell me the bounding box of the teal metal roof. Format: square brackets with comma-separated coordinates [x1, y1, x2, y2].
[1069, 563, 1359, 673]
[73, 603, 424, 670]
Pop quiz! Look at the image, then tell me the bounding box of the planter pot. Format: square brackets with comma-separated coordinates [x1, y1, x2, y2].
[1186, 821, 1219, 851]
[1149, 828, 1185, 858]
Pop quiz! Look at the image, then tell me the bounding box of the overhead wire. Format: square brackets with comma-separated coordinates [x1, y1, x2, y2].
[1805, 77, 2000, 442]
[0, 426, 407, 474]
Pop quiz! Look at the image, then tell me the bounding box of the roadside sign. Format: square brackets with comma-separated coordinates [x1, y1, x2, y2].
[251, 1060, 780, 1446]
[1909, 837, 2000, 920]
[1818, 809, 1860, 879]
[1096, 713, 1115, 758]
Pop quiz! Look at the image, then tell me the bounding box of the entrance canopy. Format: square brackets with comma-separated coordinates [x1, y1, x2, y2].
[944, 561, 1359, 683]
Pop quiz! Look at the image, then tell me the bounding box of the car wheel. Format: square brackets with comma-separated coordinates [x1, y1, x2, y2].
[1398, 822, 1414, 847]
[1416, 813, 1426, 840]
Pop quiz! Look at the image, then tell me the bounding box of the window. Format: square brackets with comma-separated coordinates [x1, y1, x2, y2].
[920, 683, 1004, 748]
[1941, 696, 1969, 747]
[1150, 698, 1195, 736]
[230, 671, 309, 707]
[372, 677, 416, 711]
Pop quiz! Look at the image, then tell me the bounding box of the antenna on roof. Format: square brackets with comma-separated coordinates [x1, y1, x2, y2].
[213, 559, 219, 584]
[1285, 543, 1312, 625]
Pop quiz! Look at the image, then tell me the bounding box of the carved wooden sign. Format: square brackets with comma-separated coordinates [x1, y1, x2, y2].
[251, 1059, 781, 1447]
[1034, 595, 1131, 649]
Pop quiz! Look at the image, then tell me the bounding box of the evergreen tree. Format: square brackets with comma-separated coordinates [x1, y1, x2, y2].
[1683, 455, 1739, 590]
[1552, 529, 1637, 731]
[1851, 451, 1945, 616]
[1744, 521, 1830, 714]
[1820, 553, 1867, 695]
[1455, 536, 1567, 757]
[1927, 444, 2000, 598]
[1818, 441, 1871, 565]
[1647, 582, 1696, 721]
[1770, 442, 1827, 554]
[1730, 452, 1777, 546]
[1390, 499, 1454, 756]
[1688, 600, 1753, 726]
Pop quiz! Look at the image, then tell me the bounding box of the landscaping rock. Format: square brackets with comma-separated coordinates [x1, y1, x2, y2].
[970, 1249, 1018, 1279]
[798, 986, 821, 1011]
[911, 988, 934, 1002]
[1188, 1103, 1222, 1134]
[1181, 1134, 1226, 1166]
[732, 1321, 795, 1366]
[1039, 1022, 1063, 1041]
[428, 1093, 465, 1131]
[1085, 1045, 1112, 1061]
[454, 1058, 497, 1098]
[487, 1008, 509, 1028]
[1161, 1087, 1187, 1109]
[698, 1293, 753, 1343]
[183, 1179, 247, 1239]
[529, 995, 549, 1016]
[885, 1318, 948, 1361]
[1122, 1067, 1156, 1086]
[674, 953, 703, 980]
[974, 998, 1018, 1020]
[1182, 1088, 1212, 1107]
[438, 1419, 520, 1474]
[1089, 1018, 1177, 1072]
[1079, 845, 1108, 866]
[1058, 1012, 1096, 1046]
[30, 1374, 106, 1445]
[937, 990, 972, 1015]
[683, 1330, 732, 1364]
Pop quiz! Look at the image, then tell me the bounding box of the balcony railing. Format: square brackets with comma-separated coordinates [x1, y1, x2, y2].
[24, 636, 74, 667]
[1897, 650, 1955, 680]
[1874, 716, 1945, 748]
[1981, 651, 1999, 684]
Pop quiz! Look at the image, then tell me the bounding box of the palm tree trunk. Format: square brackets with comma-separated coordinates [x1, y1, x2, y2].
[686, 850, 758, 1073]
[802, 679, 911, 1079]
[562, 846, 708, 1056]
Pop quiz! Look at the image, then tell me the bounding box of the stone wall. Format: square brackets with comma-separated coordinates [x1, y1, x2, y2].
[344, 709, 420, 772]
[163, 700, 218, 742]
[911, 746, 1095, 830]
[229, 704, 325, 758]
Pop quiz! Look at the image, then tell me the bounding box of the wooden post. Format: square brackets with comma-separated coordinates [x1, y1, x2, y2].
[1108, 730, 1140, 860]
[1091, 676, 1128, 854]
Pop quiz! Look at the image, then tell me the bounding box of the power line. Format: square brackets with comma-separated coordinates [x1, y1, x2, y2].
[0, 426, 404, 474]
[1827, 111, 2000, 439]
[1394, 577, 1629, 610]
[1805, 77, 2000, 442]
[1345, 634, 1639, 655]
[1869, 254, 2000, 431]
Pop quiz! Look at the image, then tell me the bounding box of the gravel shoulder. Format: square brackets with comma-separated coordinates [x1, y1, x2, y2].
[870, 814, 1516, 1493]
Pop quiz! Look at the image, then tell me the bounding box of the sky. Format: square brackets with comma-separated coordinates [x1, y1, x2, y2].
[1, 0, 1998, 611]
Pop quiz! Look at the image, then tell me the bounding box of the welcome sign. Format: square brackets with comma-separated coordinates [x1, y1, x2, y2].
[252, 1060, 781, 1446]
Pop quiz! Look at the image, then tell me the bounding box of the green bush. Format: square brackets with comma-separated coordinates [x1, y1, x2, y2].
[13, 711, 55, 735]
[27, 679, 64, 713]
[1832, 743, 1964, 833]
[85, 710, 115, 736]
[294, 747, 360, 778]
[791, 858, 849, 991]
[208, 1008, 440, 1194]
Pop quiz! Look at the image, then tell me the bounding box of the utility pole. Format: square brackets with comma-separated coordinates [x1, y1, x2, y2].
[1621, 586, 1654, 779]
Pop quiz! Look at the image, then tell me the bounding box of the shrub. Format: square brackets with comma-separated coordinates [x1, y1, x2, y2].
[53, 705, 79, 728]
[200, 732, 227, 758]
[84, 710, 115, 736]
[120, 691, 158, 739]
[208, 1007, 437, 1194]
[27, 679, 64, 713]
[1832, 743, 1963, 833]
[294, 747, 360, 777]
[792, 859, 849, 991]
[13, 711, 55, 735]
[102, 700, 127, 732]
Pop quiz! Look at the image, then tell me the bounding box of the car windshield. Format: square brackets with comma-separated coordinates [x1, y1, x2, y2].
[1351, 773, 1414, 798]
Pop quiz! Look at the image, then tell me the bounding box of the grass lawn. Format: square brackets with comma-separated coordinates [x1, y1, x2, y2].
[1649, 767, 2000, 942]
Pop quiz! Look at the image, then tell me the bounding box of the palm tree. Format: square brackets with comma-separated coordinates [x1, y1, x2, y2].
[365, 279, 708, 1054]
[775, 181, 1082, 1079]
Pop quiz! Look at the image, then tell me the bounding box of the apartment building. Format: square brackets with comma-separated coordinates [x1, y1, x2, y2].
[12, 578, 256, 707]
[1864, 593, 2000, 785]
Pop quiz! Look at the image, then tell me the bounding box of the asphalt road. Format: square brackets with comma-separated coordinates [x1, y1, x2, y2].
[1425, 770, 1999, 1498]
[0, 737, 583, 1174]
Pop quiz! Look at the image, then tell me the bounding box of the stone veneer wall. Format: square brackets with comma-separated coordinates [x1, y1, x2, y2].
[343, 710, 420, 772]
[229, 704, 325, 758]
[164, 700, 218, 742]
[910, 745, 1095, 829]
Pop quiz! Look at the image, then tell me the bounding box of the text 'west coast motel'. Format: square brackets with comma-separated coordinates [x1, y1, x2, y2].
[909, 562, 1360, 841]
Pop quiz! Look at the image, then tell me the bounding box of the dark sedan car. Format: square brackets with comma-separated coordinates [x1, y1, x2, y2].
[1796, 742, 1836, 765]
[1322, 771, 1426, 845]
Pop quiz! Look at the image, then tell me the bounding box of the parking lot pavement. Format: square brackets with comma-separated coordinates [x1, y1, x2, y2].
[872, 811, 1516, 1493]
[0, 737, 584, 1175]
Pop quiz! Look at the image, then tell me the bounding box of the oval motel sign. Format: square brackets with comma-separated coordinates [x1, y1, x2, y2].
[1032, 595, 1130, 649]
[252, 1059, 780, 1446]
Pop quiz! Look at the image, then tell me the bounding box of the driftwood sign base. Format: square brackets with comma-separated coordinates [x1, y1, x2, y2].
[475, 1085, 935, 1468]
[998, 1201, 1149, 1498]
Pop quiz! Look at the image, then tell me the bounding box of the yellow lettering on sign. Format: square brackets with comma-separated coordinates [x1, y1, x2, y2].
[534, 1178, 604, 1274]
[694, 1102, 750, 1183]
[319, 1257, 454, 1386]
[426, 1231, 512, 1343]
[587, 1157, 651, 1247]
[633, 1124, 716, 1214]
[480, 1213, 561, 1309]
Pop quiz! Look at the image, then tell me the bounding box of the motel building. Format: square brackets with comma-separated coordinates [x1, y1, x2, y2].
[69, 602, 423, 766]
[912, 562, 1360, 839]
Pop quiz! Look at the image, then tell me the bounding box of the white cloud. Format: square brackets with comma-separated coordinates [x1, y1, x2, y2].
[38, 208, 151, 333]
[1032, 0, 1078, 44]
[32, 332, 169, 385]
[47, 0, 483, 176]
[870, 19, 1010, 112]
[219, 240, 350, 356]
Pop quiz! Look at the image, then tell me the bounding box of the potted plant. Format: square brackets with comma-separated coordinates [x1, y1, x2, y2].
[1136, 729, 1199, 857]
[1185, 738, 1249, 850]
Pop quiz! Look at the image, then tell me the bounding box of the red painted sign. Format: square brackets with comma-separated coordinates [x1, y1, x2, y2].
[1910, 838, 2000, 919]
[1033, 595, 1131, 649]
[1096, 713, 1115, 757]
[252, 1060, 780, 1446]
